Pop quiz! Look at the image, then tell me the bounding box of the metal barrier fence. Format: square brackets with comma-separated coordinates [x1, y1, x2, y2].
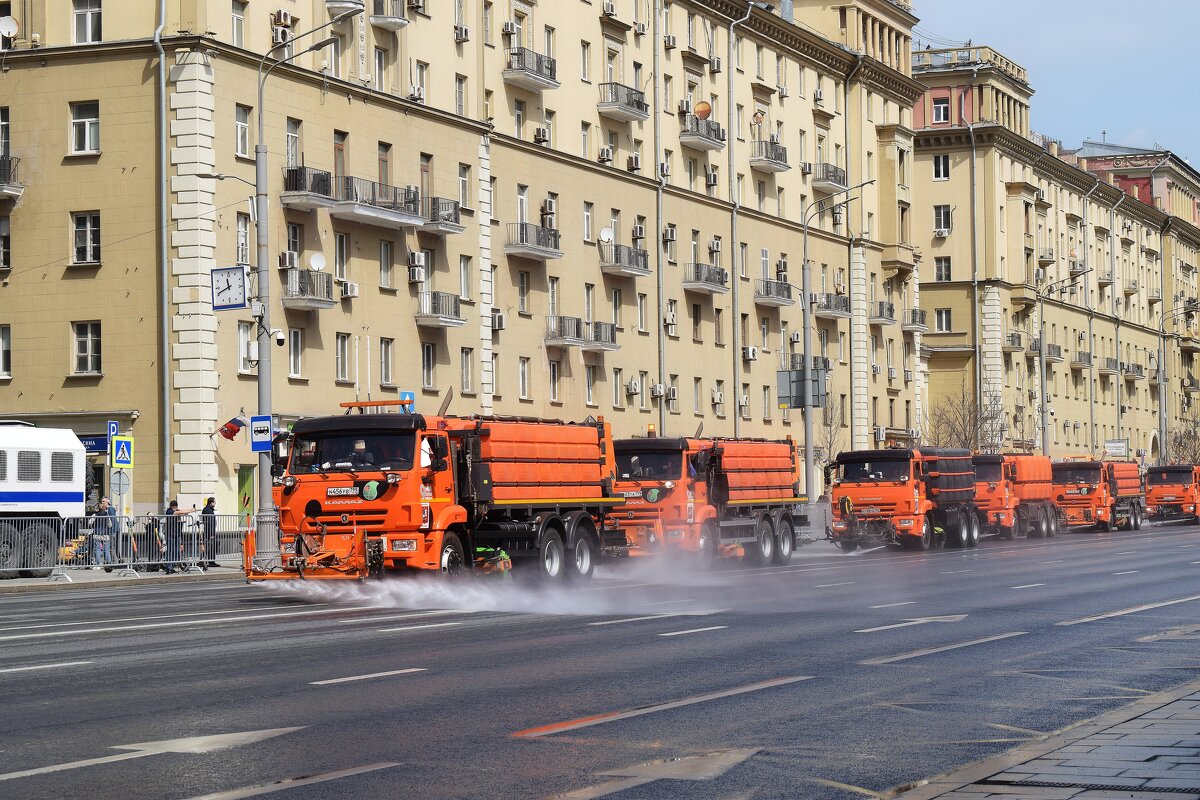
[0, 514, 249, 582]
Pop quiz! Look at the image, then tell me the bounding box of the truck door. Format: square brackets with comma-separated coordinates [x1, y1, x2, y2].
[419, 433, 453, 529]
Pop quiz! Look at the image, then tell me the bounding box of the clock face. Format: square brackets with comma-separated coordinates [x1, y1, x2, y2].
[212, 266, 249, 311]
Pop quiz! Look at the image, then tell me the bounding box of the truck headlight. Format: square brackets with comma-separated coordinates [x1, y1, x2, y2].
[898, 519, 913, 527]
[282, 476, 297, 488]
[392, 538, 418, 552]
[386, 472, 402, 485]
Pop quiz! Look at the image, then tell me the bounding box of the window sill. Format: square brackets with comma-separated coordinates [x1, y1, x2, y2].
[65, 150, 101, 159]
[335, 380, 356, 387]
[380, 382, 397, 390]
[460, 207, 475, 217]
[461, 391, 477, 398]
[550, 400, 563, 406]
[234, 154, 254, 165]
[287, 376, 308, 383]
[638, 329, 650, 336]
[460, 297, 475, 305]
[379, 286, 399, 294]
[518, 311, 533, 318]
[422, 387, 440, 394]
[67, 372, 103, 379]
[70, 261, 102, 268]
[237, 370, 258, 379]
[520, 396, 534, 403]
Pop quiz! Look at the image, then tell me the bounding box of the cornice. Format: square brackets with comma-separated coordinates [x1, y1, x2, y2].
[857, 59, 925, 106]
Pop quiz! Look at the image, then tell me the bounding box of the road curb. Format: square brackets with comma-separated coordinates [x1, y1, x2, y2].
[0, 570, 245, 594]
[886, 674, 1200, 798]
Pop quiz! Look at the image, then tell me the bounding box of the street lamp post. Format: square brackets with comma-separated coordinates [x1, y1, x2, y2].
[251, 10, 361, 565]
[1037, 270, 1089, 456]
[800, 180, 874, 501]
[1157, 301, 1198, 463]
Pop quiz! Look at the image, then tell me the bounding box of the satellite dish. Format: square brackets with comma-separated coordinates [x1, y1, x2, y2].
[693, 100, 712, 121]
[309, 252, 327, 272]
[599, 227, 614, 244]
[0, 17, 18, 39]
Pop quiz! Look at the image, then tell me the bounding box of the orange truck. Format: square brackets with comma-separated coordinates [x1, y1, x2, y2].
[245, 402, 627, 582]
[972, 453, 1059, 539]
[611, 435, 809, 564]
[1052, 459, 1145, 531]
[828, 448, 979, 551]
[1144, 464, 1200, 523]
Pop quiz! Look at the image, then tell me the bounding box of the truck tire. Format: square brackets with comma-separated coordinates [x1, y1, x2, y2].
[742, 518, 774, 566]
[567, 532, 597, 582]
[771, 517, 794, 565]
[966, 514, 980, 548]
[1029, 509, 1045, 538]
[696, 521, 720, 564]
[910, 518, 934, 551]
[0, 522, 21, 577]
[945, 512, 967, 548]
[1132, 505, 1142, 531]
[1044, 509, 1057, 538]
[438, 532, 466, 576]
[19, 522, 56, 579]
[538, 529, 567, 581]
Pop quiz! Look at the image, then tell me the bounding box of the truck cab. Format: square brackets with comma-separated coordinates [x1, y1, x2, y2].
[1145, 465, 1200, 523]
[613, 437, 697, 554]
[1052, 460, 1144, 531]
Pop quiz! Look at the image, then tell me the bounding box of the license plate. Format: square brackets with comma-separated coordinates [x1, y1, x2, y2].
[860, 506, 880, 514]
[1163, 495, 1176, 500]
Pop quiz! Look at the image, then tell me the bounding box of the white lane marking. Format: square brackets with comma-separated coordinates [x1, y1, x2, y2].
[589, 614, 685, 627]
[860, 632, 1028, 666]
[1179, 544, 1199, 548]
[813, 582, 855, 589]
[0, 603, 322, 633]
[1041, 560, 1063, 565]
[855, 615, 967, 634]
[0, 605, 376, 642]
[658, 626, 727, 637]
[1113, 570, 1139, 576]
[1012, 584, 1046, 590]
[512, 675, 811, 738]
[870, 601, 916, 609]
[647, 599, 695, 606]
[1114, 551, 1135, 555]
[1058, 594, 1200, 626]
[310, 668, 426, 686]
[941, 569, 973, 574]
[0, 660, 93, 674]
[1192, 561, 1200, 565]
[182, 762, 401, 800]
[376, 622, 463, 633]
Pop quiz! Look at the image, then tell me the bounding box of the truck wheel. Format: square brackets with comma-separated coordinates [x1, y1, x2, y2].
[567, 532, 597, 581]
[998, 525, 1014, 540]
[19, 523, 56, 579]
[438, 532, 466, 576]
[696, 521, 720, 565]
[1029, 511, 1045, 538]
[0, 522, 21, 577]
[771, 518, 794, 565]
[538, 529, 566, 581]
[945, 513, 966, 548]
[910, 518, 934, 551]
[1044, 510, 1057, 538]
[742, 518, 774, 566]
[1132, 506, 1142, 531]
[966, 514, 980, 548]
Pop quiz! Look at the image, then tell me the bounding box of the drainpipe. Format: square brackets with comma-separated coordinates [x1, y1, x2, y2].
[1082, 176, 1101, 455]
[961, 64, 982, 441]
[727, 4, 756, 438]
[653, 0, 666, 433]
[1110, 193, 1127, 443]
[154, 1, 170, 508]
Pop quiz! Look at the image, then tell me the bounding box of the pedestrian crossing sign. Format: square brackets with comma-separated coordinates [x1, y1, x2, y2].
[110, 435, 135, 469]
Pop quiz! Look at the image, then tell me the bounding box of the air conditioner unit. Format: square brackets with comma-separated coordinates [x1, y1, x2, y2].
[711, 389, 724, 405]
[888, 367, 897, 379]
[650, 383, 665, 398]
[408, 86, 426, 102]
[272, 10, 293, 28]
[603, 1, 617, 16]
[662, 226, 677, 243]
[933, 227, 950, 238]
[739, 395, 750, 410]
[597, 146, 614, 164]
[663, 34, 677, 50]
[768, 133, 780, 145]
[904, 369, 913, 382]
[407, 252, 426, 268]
[492, 311, 506, 330]
[625, 379, 641, 396]
[814, 89, 824, 104]
[542, 198, 557, 215]
[874, 426, 886, 443]
[501, 21, 518, 36]
[871, 364, 882, 375]
[1035, 267, 1045, 283]
[834, 280, 846, 295]
[408, 266, 426, 283]
[800, 162, 813, 175]
[635, 22, 648, 36]
[631, 224, 646, 240]
[663, 311, 677, 325]
[742, 346, 758, 361]
[705, 170, 719, 188]
[709, 238, 722, 253]
[271, 25, 292, 46]
[407, 0, 425, 10]
[341, 280, 360, 299]
[278, 250, 298, 269]
[778, 86, 789, 98]
[627, 154, 641, 172]
[666, 386, 678, 401]
[454, 25, 470, 43]
[658, 161, 671, 178]
[790, 331, 802, 344]
[678, 99, 692, 115]
[709, 56, 722, 74]
[533, 127, 550, 144]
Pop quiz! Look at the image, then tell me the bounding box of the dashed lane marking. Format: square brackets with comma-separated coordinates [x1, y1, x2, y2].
[1113, 570, 1139, 575]
[860, 632, 1028, 666]
[310, 668, 425, 686]
[1058, 593, 1200, 626]
[808, 777, 882, 798]
[182, 762, 401, 800]
[812, 582, 855, 589]
[376, 622, 463, 633]
[1012, 584, 1046, 589]
[0, 660, 93, 674]
[870, 602, 916, 609]
[658, 626, 727, 637]
[0, 606, 379, 641]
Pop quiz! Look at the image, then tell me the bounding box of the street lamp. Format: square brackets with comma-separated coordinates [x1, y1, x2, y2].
[1037, 270, 1089, 457]
[800, 180, 874, 502]
[252, 11, 361, 567]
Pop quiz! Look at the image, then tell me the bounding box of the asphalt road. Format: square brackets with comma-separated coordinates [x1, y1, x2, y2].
[3, 523, 1200, 800]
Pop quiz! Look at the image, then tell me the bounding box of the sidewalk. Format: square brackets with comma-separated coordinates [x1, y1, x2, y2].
[0, 558, 245, 593]
[894, 677, 1200, 799]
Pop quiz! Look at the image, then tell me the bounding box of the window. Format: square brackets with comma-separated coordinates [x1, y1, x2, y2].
[335, 333, 351, 382]
[585, 364, 596, 405]
[0, 324, 10, 376]
[483, 1, 492, 44]
[612, 368, 623, 408]
[933, 153, 950, 180]
[379, 240, 393, 288]
[335, 232, 349, 280]
[932, 96, 950, 124]
[231, 1, 246, 48]
[286, 222, 303, 254]
[935, 308, 952, 332]
[520, 357, 531, 399]
[70, 102, 100, 154]
[458, 256, 471, 300]
[584, 283, 595, 323]
[236, 213, 250, 264]
[637, 293, 647, 331]
[513, 100, 525, 137]
[422, 342, 435, 389]
[934, 204, 952, 231]
[583, 202, 593, 241]
[287, 328, 303, 378]
[72, 212, 100, 263]
[518, 270, 530, 313]
[414, 61, 428, 100]
[374, 48, 388, 92]
[237, 321, 252, 373]
[693, 377, 703, 414]
[691, 303, 702, 341]
[934, 256, 951, 282]
[580, 41, 591, 81]
[453, 74, 467, 116]
[460, 348, 474, 393]
[232, 104, 252, 157]
[285, 118, 301, 167]
[73, 0, 102, 44]
[329, 35, 342, 78]
[611, 288, 622, 327]
[458, 164, 471, 208]
[549, 360, 560, 402]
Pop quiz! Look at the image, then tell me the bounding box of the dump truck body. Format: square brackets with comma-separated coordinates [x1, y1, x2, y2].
[1052, 460, 1145, 531]
[1144, 465, 1200, 522]
[973, 453, 1058, 539]
[612, 436, 808, 565]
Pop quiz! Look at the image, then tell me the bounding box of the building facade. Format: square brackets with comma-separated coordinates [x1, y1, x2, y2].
[0, 0, 924, 513]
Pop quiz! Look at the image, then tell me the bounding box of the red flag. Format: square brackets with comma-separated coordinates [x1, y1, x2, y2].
[217, 416, 247, 441]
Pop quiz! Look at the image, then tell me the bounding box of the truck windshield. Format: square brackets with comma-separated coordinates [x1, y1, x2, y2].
[837, 459, 910, 482]
[1147, 469, 1193, 486]
[974, 463, 1001, 482]
[1052, 465, 1100, 485]
[290, 432, 417, 473]
[615, 450, 682, 480]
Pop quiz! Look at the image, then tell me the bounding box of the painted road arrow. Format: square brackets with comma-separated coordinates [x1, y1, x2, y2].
[559, 748, 760, 799]
[0, 727, 305, 782]
[855, 614, 968, 633]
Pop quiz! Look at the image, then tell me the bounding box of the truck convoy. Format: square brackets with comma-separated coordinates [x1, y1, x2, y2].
[611, 433, 809, 564]
[1144, 464, 1200, 523]
[828, 448, 978, 551]
[1052, 459, 1145, 531]
[245, 402, 627, 582]
[972, 453, 1058, 539]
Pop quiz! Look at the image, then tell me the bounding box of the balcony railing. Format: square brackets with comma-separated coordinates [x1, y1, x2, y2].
[1069, 260, 1085, 276]
[1100, 357, 1120, 375]
[329, 175, 423, 227]
[281, 165, 335, 210]
[1038, 247, 1055, 264]
[679, 114, 726, 151]
[281, 269, 336, 310]
[749, 140, 789, 172]
[547, 315, 585, 342]
[598, 242, 650, 277]
[0, 154, 21, 199]
[415, 291, 466, 327]
[545, 316, 618, 350]
[1044, 343, 1063, 362]
[1122, 362, 1145, 379]
[869, 300, 896, 324]
[1123, 279, 1139, 295]
[754, 278, 794, 306]
[813, 293, 851, 318]
[506, 222, 562, 260]
[369, 0, 409, 30]
[584, 321, 619, 351]
[503, 47, 559, 90]
[419, 197, 464, 235]
[902, 308, 928, 332]
[597, 82, 649, 122]
[681, 262, 729, 294]
[1071, 350, 1092, 368]
[812, 162, 847, 192]
[1096, 270, 1114, 286]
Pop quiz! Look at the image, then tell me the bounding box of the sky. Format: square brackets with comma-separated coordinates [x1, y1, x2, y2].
[910, 1, 1199, 161]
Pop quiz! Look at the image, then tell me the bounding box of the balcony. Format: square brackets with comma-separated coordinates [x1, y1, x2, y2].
[868, 300, 896, 326]
[882, 244, 917, 275]
[811, 162, 848, 193]
[682, 262, 730, 294]
[1150, 368, 1164, 386]
[1096, 270, 1114, 286]
[1123, 279, 1139, 295]
[1149, 287, 1162, 304]
[281, 269, 336, 311]
[1122, 362, 1145, 381]
[753, 278, 795, 307]
[0, 155, 22, 200]
[1182, 333, 1200, 354]
[679, 115, 726, 151]
[330, 176, 423, 228]
[545, 317, 619, 352]
[1099, 357, 1120, 376]
[1070, 351, 1091, 370]
[1069, 260, 1085, 276]
[583, 321, 620, 352]
[1044, 343, 1064, 363]
[813, 293, 851, 320]
[505, 222, 563, 261]
[598, 242, 650, 278]
[749, 140, 789, 173]
[369, 0, 408, 30]
[281, 166, 334, 211]
[1185, 375, 1200, 394]
[414, 291, 466, 329]
[1037, 247, 1055, 265]
[419, 197, 464, 236]
[1002, 331, 1024, 353]
[902, 308, 928, 333]
[1025, 339, 1040, 360]
[597, 82, 649, 122]
[327, 0, 364, 16]
[503, 47, 559, 91]
[1011, 283, 1038, 308]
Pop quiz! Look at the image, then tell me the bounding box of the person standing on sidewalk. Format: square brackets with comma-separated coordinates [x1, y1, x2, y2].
[161, 500, 195, 575]
[90, 497, 116, 568]
[200, 497, 218, 568]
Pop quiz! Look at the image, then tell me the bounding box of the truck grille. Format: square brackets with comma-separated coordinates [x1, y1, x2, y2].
[302, 510, 390, 533]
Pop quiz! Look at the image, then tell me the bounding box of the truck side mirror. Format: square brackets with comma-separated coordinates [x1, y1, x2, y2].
[691, 451, 711, 473]
[431, 457, 449, 473]
[429, 437, 449, 459]
[823, 464, 834, 485]
[270, 464, 285, 478]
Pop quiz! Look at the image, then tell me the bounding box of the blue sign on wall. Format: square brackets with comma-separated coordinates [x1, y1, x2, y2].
[79, 435, 108, 454]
